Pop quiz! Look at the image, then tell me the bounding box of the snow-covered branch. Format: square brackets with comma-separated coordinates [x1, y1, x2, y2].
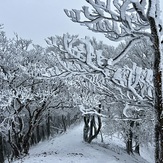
[64, 0, 150, 41]
[112, 63, 154, 101]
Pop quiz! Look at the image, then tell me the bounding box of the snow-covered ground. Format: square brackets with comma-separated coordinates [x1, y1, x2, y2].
[12, 123, 154, 163]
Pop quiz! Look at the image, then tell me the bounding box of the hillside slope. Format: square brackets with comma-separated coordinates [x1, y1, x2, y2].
[13, 123, 154, 163]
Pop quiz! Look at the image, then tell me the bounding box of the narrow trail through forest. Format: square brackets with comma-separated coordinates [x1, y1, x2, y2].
[13, 123, 153, 163]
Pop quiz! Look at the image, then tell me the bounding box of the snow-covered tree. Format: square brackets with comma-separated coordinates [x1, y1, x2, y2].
[67, 76, 105, 143]
[0, 31, 79, 160]
[64, 1, 163, 162]
[46, 34, 155, 156]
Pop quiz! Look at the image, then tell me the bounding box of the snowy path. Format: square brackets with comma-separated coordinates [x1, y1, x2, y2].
[13, 123, 152, 163]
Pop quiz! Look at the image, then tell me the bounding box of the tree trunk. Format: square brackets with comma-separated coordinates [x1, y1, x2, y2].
[36, 125, 41, 143]
[126, 121, 134, 155]
[47, 111, 51, 139]
[148, 10, 163, 163]
[0, 134, 4, 163]
[87, 113, 102, 143]
[41, 125, 45, 141]
[83, 109, 102, 143]
[22, 137, 30, 155]
[62, 115, 67, 132]
[135, 144, 140, 155]
[31, 133, 36, 145]
[83, 115, 90, 142]
[134, 122, 140, 155]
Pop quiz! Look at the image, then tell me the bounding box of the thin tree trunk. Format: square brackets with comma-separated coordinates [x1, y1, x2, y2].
[36, 125, 41, 143]
[126, 121, 134, 155]
[47, 112, 51, 139]
[0, 134, 4, 163]
[83, 115, 90, 142]
[62, 115, 67, 132]
[134, 122, 140, 155]
[135, 144, 140, 155]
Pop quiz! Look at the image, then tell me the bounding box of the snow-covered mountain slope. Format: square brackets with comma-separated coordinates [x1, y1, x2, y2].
[13, 123, 154, 163]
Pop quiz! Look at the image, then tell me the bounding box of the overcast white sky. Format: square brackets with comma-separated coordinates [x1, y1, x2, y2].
[0, 0, 163, 47]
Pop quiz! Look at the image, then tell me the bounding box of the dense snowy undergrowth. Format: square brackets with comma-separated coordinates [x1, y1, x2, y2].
[12, 123, 154, 163]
